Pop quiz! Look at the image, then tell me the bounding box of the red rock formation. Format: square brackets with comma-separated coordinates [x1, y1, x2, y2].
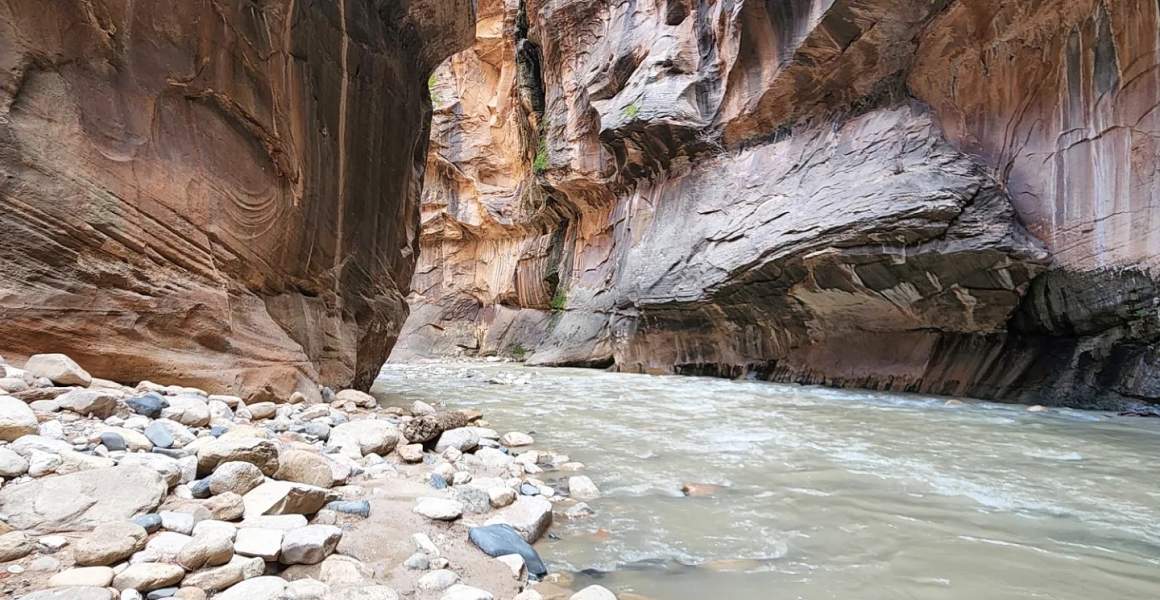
[0, 0, 475, 399]
[405, 0, 1158, 408]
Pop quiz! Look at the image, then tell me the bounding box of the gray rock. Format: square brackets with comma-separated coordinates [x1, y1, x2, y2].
[197, 438, 280, 477]
[453, 486, 492, 515]
[56, 389, 119, 418]
[208, 461, 266, 496]
[0, 446, 30, 477]
[74, 522, 148, 566]
[0, 465, 167, 533]
[100, 431, 128, 451]
[0, 531, 34, 561]
[213, 575, 288, 600]
[134, 514, 163, 533]
[413, 498, 463, 521]
[467, 524, 547, 577]
[18, 588, 113, 600]
[434, 428, 479, 453]
[112, 562, 186, 591]
[326, 421, 398, 458]
[279, 525, 342, 565]
[324, 500, 370, 518]
[160, 395, 211, 428]
[145, 421, 176, 448]
[128, 393, 168, 419]
[242, 480, 330, 519]
[417, 569, 459, 591]
[484, 496, 553, 543]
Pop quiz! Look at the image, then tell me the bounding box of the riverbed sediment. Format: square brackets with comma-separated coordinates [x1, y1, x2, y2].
[0, 353, 608, 600]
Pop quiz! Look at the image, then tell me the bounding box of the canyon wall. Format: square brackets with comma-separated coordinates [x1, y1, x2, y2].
[0, 0, 475, 400]
[398, 0, 1160, 408]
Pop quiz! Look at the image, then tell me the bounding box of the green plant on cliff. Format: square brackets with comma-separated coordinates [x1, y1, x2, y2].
[533, 135, 549, 174]
[509, 344, 529, 360]
[428, 72, 440, 104]
[623, 100, 641, 118]
[550, 287, 567, 311]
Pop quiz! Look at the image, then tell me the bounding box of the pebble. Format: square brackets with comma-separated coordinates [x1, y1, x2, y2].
[414, 498, 464, 521]
[418, 569, 460, 591]
[325, 500, 371, 518]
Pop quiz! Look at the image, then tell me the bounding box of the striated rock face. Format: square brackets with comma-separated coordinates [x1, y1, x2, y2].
[0, 1, 475, 399]
[398, 0, 1160, 408]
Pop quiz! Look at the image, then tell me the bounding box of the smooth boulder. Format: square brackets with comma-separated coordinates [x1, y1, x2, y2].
[0, 466, 167, 532]
[467, 524, 547, 577]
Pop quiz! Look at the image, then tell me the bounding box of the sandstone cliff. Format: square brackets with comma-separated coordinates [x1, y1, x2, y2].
[0, 0, 475, 399]
[397, 0, 1160, 408]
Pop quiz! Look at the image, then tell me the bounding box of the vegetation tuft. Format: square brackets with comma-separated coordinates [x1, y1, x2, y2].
[549, 287, 567, 311]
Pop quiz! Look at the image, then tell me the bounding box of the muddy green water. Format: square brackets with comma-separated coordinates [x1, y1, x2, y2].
[373, 363, 1160, 600]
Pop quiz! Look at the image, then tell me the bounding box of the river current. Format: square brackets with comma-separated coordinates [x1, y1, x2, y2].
[373, 362, 1160, 600]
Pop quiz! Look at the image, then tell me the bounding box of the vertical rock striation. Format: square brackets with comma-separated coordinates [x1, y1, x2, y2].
[0, 0, 475, 399]
[400, 0, 1160, 408]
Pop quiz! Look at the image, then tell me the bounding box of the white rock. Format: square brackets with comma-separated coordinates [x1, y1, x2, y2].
[570, 585, 617, 600]
[247, 402, 277, 420]
[0, 395, 38, 441]
[160, 510, 198, 534]
[487, 486, 516, 508]
[326, 421, 399, 458]
[417, 569, 459, 591]
[485, 496, 553, 543]
[440, 584, 494, 600]
[24, 354, 91, 387]
[334, 389, 377, 408]
[111, 562, 185, 591]
[435, 428, 479, 453]
[0, 446, 30, 477]
[413, 498, 463, 521]
[214, 575, 289, 600]
[49, 566, 115, 587]
[568, 475, 600, 500]
[500, 432, 534, 447]
[161, 395, 211, 427]
[411, 401, 436, 416]
[280, 525, 342, 565]
[495, 554, 526, 578]
[242, 480, 330, 519]
[234, 527, 284, 561]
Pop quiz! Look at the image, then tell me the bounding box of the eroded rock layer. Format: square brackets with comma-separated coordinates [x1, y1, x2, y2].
[0, 0, 475, 399]
[399, 0, 1160, 408]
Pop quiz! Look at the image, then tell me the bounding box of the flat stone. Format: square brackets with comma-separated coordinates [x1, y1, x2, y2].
[0, 465, 167, 533]
[144, 422, 176, 449]
[160, 511, 198, 535]
[205, 491, 246, 521]
[112, 562, 186, 592]
[144, 532, 194, 561]
[453, 486, 492, 514]
[56, 389, 120, 418]
[234, 527, 283, 561]
[397, 444, 424, 463]
[207, 461, 266, 496]
[326, 585, 399, 600]
[119, 453, 183, 488]
[495, 554, 525, 578]
[239, 514, 308, 530]
[18, 588, 113, 600]
[101, 427, 153, 452]
[198, 438, 280, 477]
[243, 481, 330, 518]
[212, 576, 288, 600]
[48, 566, 115, 587]
[128, 393, 169, 419]
[280, 525, 342, 565]
[24, 354, 91, 387]
[75, 521, 148, 566]
[334, 389, 377, 408]
[418, 569, 459, 591]
[0, 395, 38, 442]
[324, 500, 370, 518]
[181, 563, 243, 593]
[413, 498, 463, 521]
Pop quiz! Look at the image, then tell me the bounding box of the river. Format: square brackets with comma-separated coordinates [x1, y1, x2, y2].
[372, 362, 1160, 600]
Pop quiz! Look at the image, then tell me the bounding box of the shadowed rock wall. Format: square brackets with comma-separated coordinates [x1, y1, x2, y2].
[399, 0, 1160, 408]
[0, 0, 475, 400]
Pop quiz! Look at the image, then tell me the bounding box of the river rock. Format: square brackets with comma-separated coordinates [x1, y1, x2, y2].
[55, 389, 120, 418]
[162, 396, 212, 427]
[440, 585, 494, 600]
[485, 496, 552, 543]
[243, 481, 330, 518]
[453, 485, 492, 514]
[233, 528, 283, 561]
[19, 588, 113, 600]
[402, 413, 470, 444]
[570, 586, 616, 600]
[182, 563, 243, 593]
[467, 524, 547, 577]
[246, 402, 277, 421]
[500, 432, 534, 447]
[0, 446, 29, 477]
[119, 454, 183, 488]
[101, 427, 153, 452]
[414, 498, 463, 521]
[273, 450, 335, 488]
[24, 354, 91, 387]
[487, 486, 516, 508]
[397, 444, 424, 463]
[214, 576, 289, 599]
[435, 428, 479, 453]
[418, 569, 459, 591]
[327, 421, 398, 458]
[0, 395, 38, 441]
[279, 525, 342, 565]
[207, 461, 266, 496]
[198, 438, 280, 476]
[334, 389, 377, 409]
[0, 531, 33, 561]
[113, 562, 186, 591]
[48, 566, 116, 587]
[411, 401, 436, 416]
[568, 476, 600, 500]
[205, 492, 246, 521]
[0, 465, 167, 532]
[74, 522, 148, 566]
[177, 532, 235, 571]
[128, 394, 169, 419]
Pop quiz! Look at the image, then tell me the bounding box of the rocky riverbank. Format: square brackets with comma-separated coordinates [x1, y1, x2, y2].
[0, 353, 615, 600]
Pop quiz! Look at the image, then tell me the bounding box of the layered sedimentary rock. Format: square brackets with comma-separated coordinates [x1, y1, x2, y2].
[399, 0, 1160, 408]
[0, 1, 475, 399]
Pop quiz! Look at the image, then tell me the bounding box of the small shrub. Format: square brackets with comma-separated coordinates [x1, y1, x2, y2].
[549, 287, 567, 311]
[428, 72, 440, 104]
[533, 138, 549, 174]
[509, 344, 529, 360]
[623, 101, 640, 118]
